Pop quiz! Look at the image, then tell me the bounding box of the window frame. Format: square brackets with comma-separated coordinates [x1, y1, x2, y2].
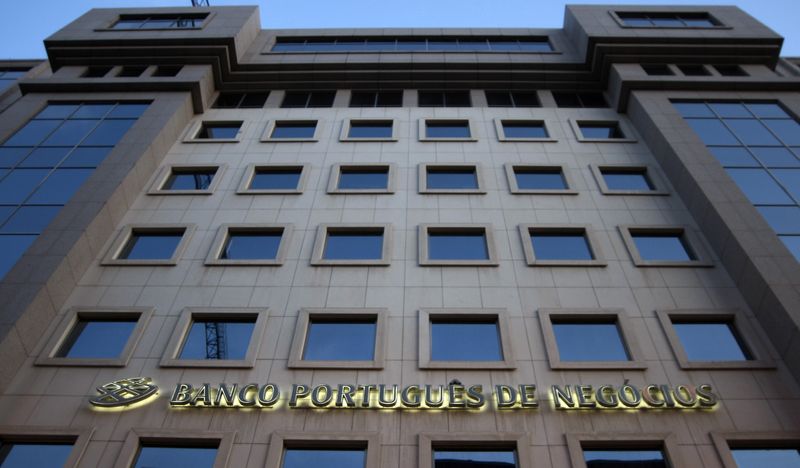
[264, 432, 381, 468]
[618, 225, 713, 267]
[570, 119, 637, 143]
[418, 308, 516, 370]
[101, 223, 195, 266]
[656, 309, 776, 369]
[100, 13, 212, 31]
[310, 223, 393, 266]
[34, 306, 153, 367]
[237, 163, 310, 195]
[261, 119, 321, 142]
[710, 431, 800, 468]
[204, 223, 293, 266]
[339, 119, 398, 142]
[566, 432, 683, 468]
[287, 308, 387, 369]
[538, 308, 647, 370]
[504, 164, 578, 195]
[519, 224, 607, 267]
[589, 164, 669, 196]
[419, 432, 531, 468]
[418, 118, 478, 142]
[147, 163, 224, 196]
[419, 223, 499, 266]
[182, 120, 243, 143]
[419, 163, 486, 194]
[348, 90, 404, 108]
[609, 10, 727, 29]
[0, 426, 94, 468]
[113, 429, 234, 468]
[494, 118, 557, 142]
[159, 307, 268, 368]
[327, 163, 396, 194]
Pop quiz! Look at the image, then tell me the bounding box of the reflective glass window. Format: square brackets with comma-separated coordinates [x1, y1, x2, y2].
[425, 122, 471, 138]
[758, 207, 800, 234]
[323, 231, 384, 260]
[119, 231, 184, 260]
[163, 168, 217, 190]
[179, 320, 255, 360]
[27, 169, 93, 204]
[19, 147, 71, 168]
[552, 322, 629, 361]
[0, 169, 50, 204]
[502, 122, 548, 139]
[632, 233, 695, 261]
[0, 206, 60, 234]
[578, 123, 625, 139]
[0, 235, 36, 278]
[0, 443, 74, 468]
[431, 321, 503, 361]
[133, 446, 218, 468]
[749, 148, 800, 168]
[195, 123, 240, 140]
[514, 168, 567, 190]
[56, 319, 137, 358]
[271, 122, 316, 139]
[724, 119, 781, 146]
[221, 231, 282, 260]
[426, 167, 478, 189]
[347, 122, 393, 139]
[282, 449, 366, 468]
[725, 168, 793, 205]
[303, 320, 376, 361]
[773, 169, 800, 200]
[686, 119, 739, 145]
[672, 322, 750, 361]
[41, 120, 98, 146]
[530, 233, 594, 260]
[731, 448, 800, 468]
[601, 169, 654, 190]
[3, 120, 60, 146]
[428, 232, 488, 260]
[249, 167, 303, 190]
[337, 168, 389, 190]
[583, 449, 667, 468]
[433, 449, 517, 467]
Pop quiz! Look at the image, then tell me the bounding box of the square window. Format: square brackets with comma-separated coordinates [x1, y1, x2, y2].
[134, 445, 219, 468]
[575, 121, 628, 140]
[152, 65, 182, 77]
[192, 122, 241, 140]
[311, 224, 391, 266]
[642, 64, 674, 76]
[486, 90, 540, 108]
[714, 65, 748, 77]
[151, 165, 219, 194]
[265, 433, 379, 468]
[329, 164, 393, 193]
[678, 64, 711, 76]
[673, 321, 748, 361]
[82, 66, 112, 78]
[568, 435, 681, 468]
[56, 318, 138, 359]
[239, 165, 307, 194]
[342, 120, 395, 140]
[592, 165, 668, 195]
[161, 308, 267, 368]
[117, 66, 147, 77]
[420, 164, 484, 193]
[265, 121, 318, 141]
[520, 225, 606, 267]
[288, 308, 386, 369]
[349, 90, 403, 107]
[621, 226, 712, 267]
[634, 233, 691, 261]
[420, 224, 498, 266]
[205, 224, 290, 266]
[497, 120, 551, 140]
[418, 90, 471, 107]
[419, 309, 514, 369]
[102, 224, 194, 265]
[421, 120, 474, 140]
[506, 164, 575, 194]
[554, 323, 626, 361]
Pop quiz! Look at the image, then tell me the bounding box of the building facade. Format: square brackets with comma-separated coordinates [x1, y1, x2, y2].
[0, 4, 799, 467]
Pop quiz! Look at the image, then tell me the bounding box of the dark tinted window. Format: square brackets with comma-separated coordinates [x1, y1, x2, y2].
[213, 92, 269, 109]
[0, 206, 60, 234]
[282, 449, 366, 468]
[324, 230, 384, 260]
[0, 443, 74, 467]
[530, 232, 594, 260]
[428, 232, 488, 260]
[678, 64, 710, 76]
[673, 321, 750, 361]
[632, 233, 694, 261]
[419, 91, 471, 107]
[514, 168, 567, 190]
[0, 235, 36, 278]
[642, 64, 673, 76]
[349, 91, 403, 107]
[731, 448, 800, 468]
[133, 446, 218, 468]
[83, 66, 112, 78]
[196, 123, 241, 139]
[426, 167, 478, 190]
[112, 14, 207, 30]
[601, 169, 654, 190]
[271, 37, 551, 53]
[338, 167, 389, 190]
[271, 122, 316, 139]
[119, 231, 184, 260]
[35, 169, 93, 205]
[502, 121, 548, 139]
[347, 121, 393, 139]
[117, 66, 147, 77]
[578, 123, 626, 139]
[714, 65, 748, 77]
[281, 91, 335, 108]
[431, 321, 503, 361]
[221, 230, 283, 260]
[179, 320, 255, 360]
[56, 318, 137, 358]
[249, 167, 303, 190]
[433, 449, 517, 467]
[486, 91, 540, 108]
[164, 168, 217, 190]
[553, 92, 607, 108]
[303, 320, 377, 360]
[552, 322, 629, 361]
[152, 66, 182, 77]
[617, 12, 719, 28]
[425, 122, 471, 138]
[583, 449, 667, 468]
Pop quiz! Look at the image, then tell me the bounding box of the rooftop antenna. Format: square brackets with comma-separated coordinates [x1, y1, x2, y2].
[191, 0, 210, 6]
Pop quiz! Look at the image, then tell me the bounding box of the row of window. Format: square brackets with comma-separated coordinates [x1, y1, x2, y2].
[208, 90, 609, 109]
[186, 118, 633, 143]
[38, 306, 770, 371]
[81, 64, 183, 78]
[642, 63, 749, 77]
[0, 69, 28, 93]
[149, 162, 667, 197]
[1, 428, 792, 468]
[100, 223, 711, 268]
[271, 36, 554, 53]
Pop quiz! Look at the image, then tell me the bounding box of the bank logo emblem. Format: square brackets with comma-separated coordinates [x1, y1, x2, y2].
[89, 377, 158, 408]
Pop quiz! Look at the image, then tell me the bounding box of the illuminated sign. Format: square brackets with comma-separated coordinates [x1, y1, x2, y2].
[89, 377, 159, 409]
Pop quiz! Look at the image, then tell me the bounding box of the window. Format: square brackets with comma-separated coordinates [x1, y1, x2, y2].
[616, 11, 721, 28]
[420, 434, 530, 468]
[311, 224, 391, 266]
[590, 164, 668, 195]
[288, 308, 386, 369]
[213, 92, 269, 109]
[573, 120, 631, 141]
[0, 69, 28, 93]
[110, 14, 208, 30]
[340, 119, 396, 141]
[82, 66, 112, 78]
[566, 434, 681, 468]
[520, 225, 606, 266]
[642, 64, 674, 76]
[328, 164, 394, 193]
[205, 224, 291, 266]
[349, 90, 403, 107]
[282, 449, 366, 468]
[619, 225, 713, 267]
[485, 91, 540, 107]
[418, 91, 471, 107]
[420, 119, 476, 141]
[673, 100, 800, 261]
[714, 65, 748, 77]
[160, 308, 267, 368]
[505, 164, 576, 194]
[152, 65, 182, 77]
[711, 433, 800, 468]
[264, 433, 379, 468]
[552, 92, 608, 108]
[102, 224, 194, 266]
[263, 120, 319, 141]
[583, 449, 668, 467]
[185, 121, 242, 141]
[419, 224, 498, 266]
[238, 164, 308, 194]
[677, 64, 711, 76]
[656, 309, 774, 369]
[419, 309, 514, 369]
[0, 101, 148, 279]
[117, 66, 147, 77]
[419, 164, 485, 193]
[148, 164, 221, 195]
[280, 91, 335, 108]
[496, 119, 553, 141]
[0, 428, 92, 468]
[270, 36, 552, 53]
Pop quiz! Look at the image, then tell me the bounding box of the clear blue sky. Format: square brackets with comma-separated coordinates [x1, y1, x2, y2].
[1, 0, 798, 59]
